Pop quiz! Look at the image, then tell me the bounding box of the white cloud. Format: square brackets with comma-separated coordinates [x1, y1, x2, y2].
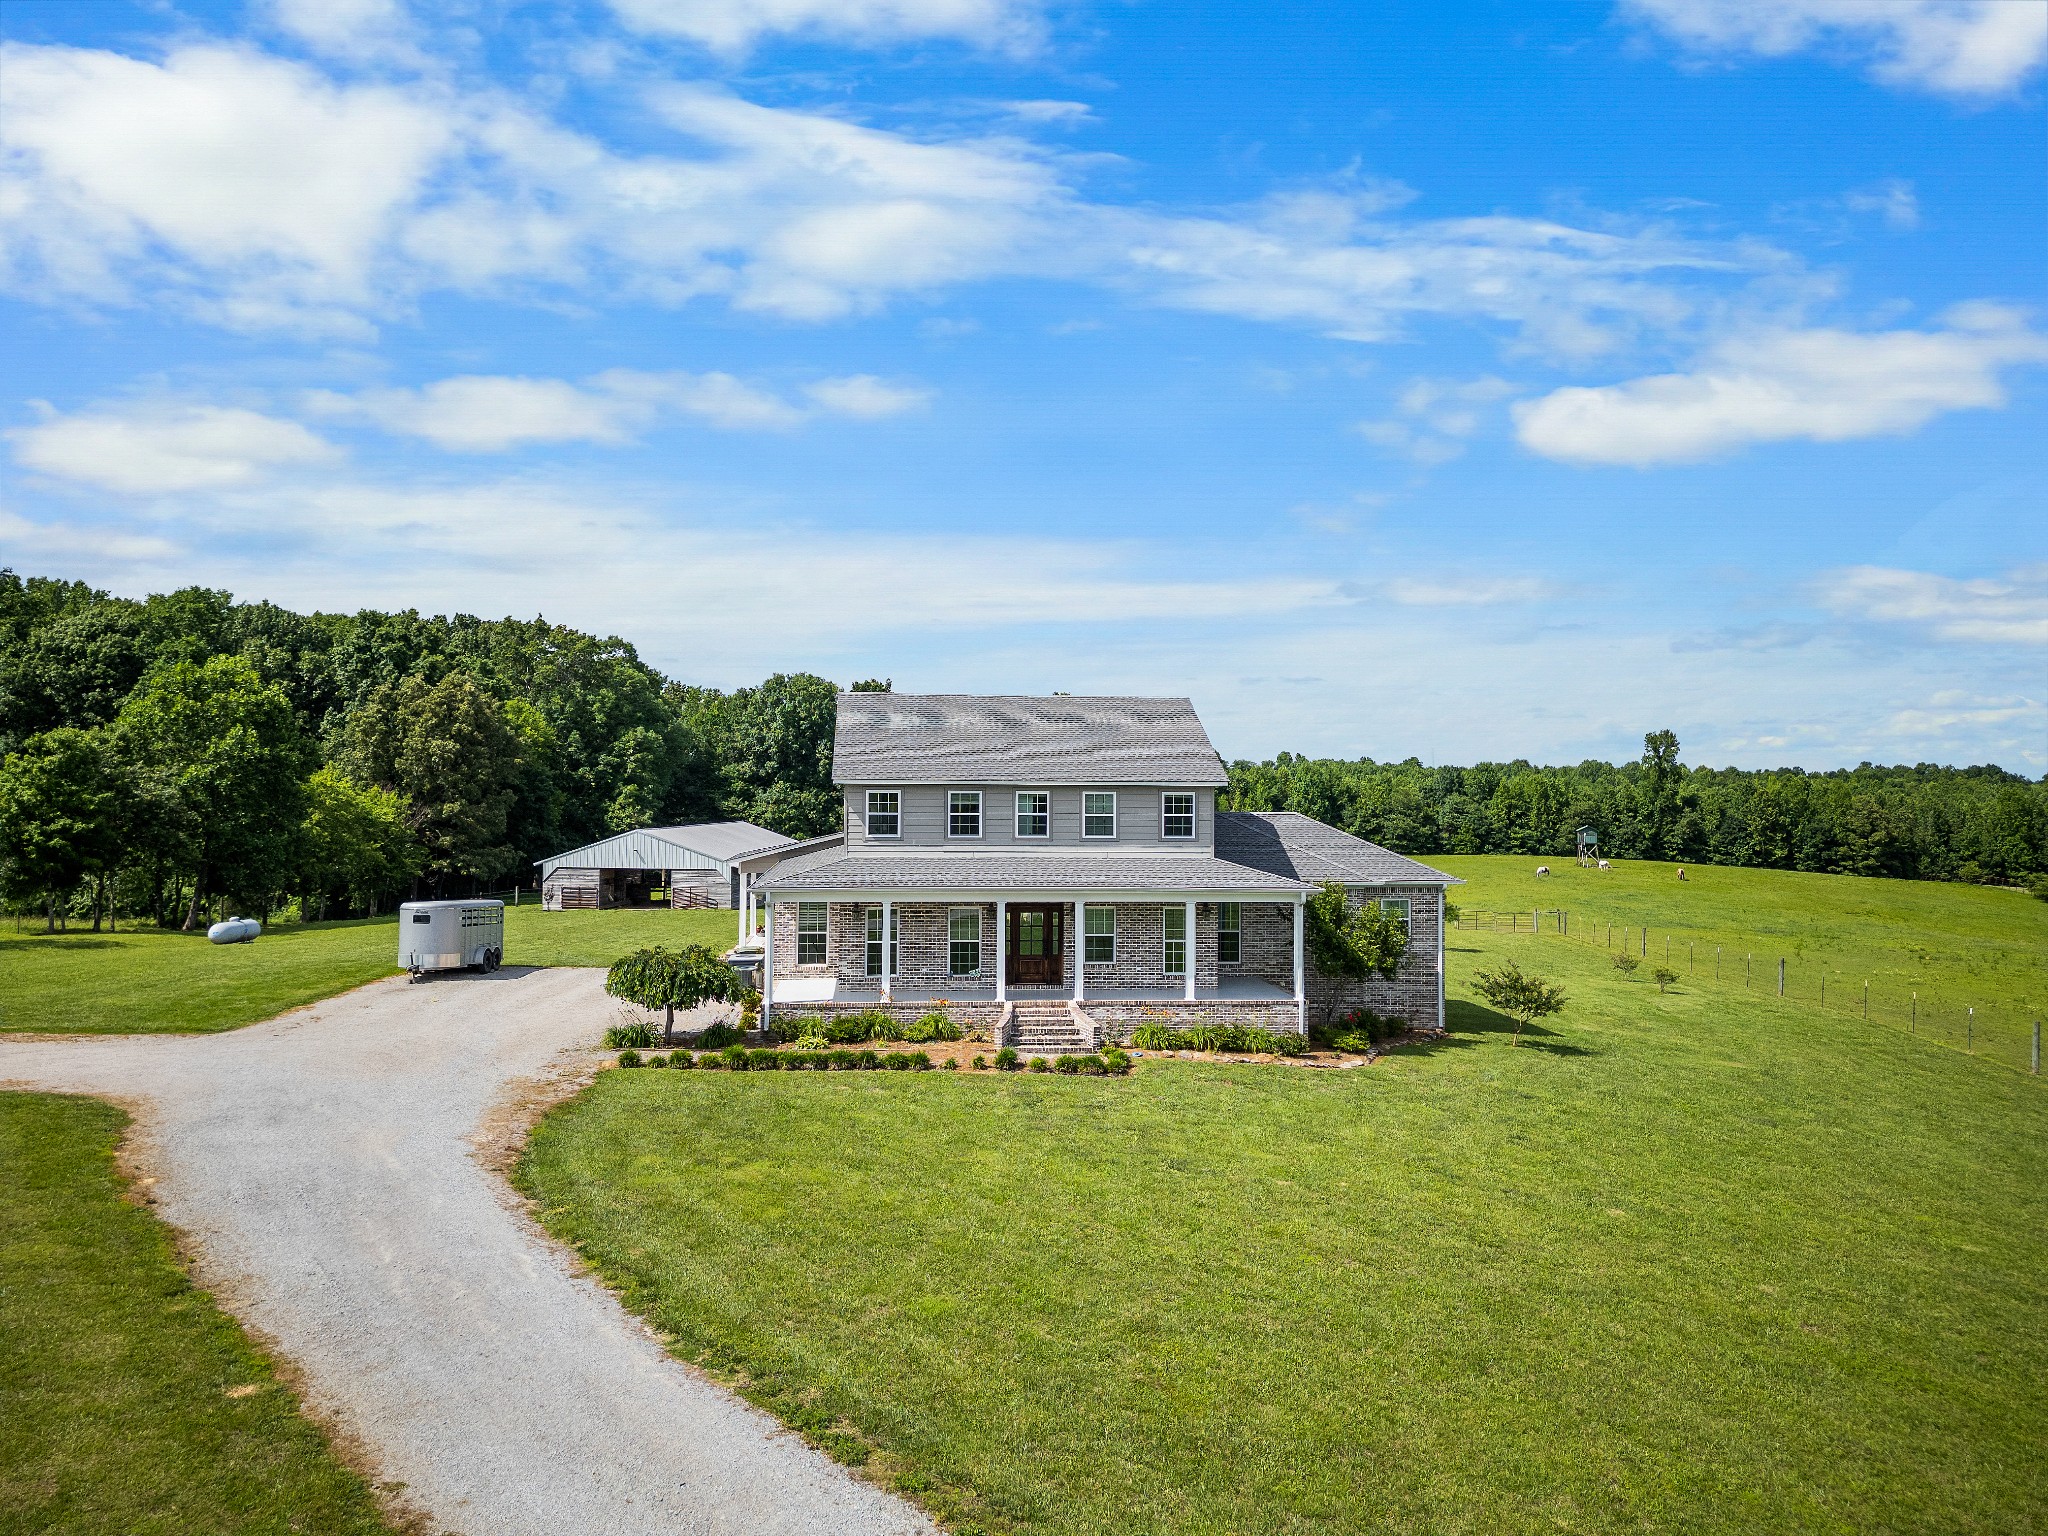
[8, 403, 339, 493]
[304, 368, 925, 450]
[1815, 564, 2048, 644]
[1384, 576, 1557, 607]
[1623, 0, 2048, 98]
[0, 40, 1807, 353]
[1842, 178, 1920, 231]
[268, 0, 421, 64]
[1512, 308, 2048, 466]
[0, 44, 452, 330]
[604, 0, 1045, 55]
[1356, 374, 1514, 463]
[1883, 692, 2043, 737]
[998, 99, 1095, 125]
[804, 374, 932, 418]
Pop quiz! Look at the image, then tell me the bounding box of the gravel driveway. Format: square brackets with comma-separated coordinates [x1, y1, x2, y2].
[0, 968, 934, 1536]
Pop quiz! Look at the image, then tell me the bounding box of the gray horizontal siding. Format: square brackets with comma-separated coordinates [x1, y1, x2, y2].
[844, 785, 1214, 852]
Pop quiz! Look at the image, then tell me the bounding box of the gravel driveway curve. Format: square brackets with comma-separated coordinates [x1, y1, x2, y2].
[0, 968, 935, 1536]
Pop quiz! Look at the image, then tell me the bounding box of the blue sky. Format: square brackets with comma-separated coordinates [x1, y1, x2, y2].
[2, 0, 2043, 770]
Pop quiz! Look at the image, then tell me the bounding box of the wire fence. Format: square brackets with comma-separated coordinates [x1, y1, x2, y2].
[1452, 907, 2044, 1079]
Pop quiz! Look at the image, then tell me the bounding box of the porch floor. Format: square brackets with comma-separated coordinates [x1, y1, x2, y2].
[776, 977, 1294, 1005]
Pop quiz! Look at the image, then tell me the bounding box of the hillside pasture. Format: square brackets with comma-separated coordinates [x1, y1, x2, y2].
[518, 915, 2048, 1536]
[0, 905, 740, 1035]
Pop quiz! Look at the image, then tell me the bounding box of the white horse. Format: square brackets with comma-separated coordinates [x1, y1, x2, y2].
[1597, 859, 1612, 870]
[1535, 866, 1550, 877]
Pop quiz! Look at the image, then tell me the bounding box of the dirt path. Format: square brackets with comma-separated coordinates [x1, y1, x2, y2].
[0, 969, 934, 1536]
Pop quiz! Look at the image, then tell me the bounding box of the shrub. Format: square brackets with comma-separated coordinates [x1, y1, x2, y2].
[669, 1051, 695, 1069]
[1612, 952, 1640, 974]
[646, 1053, 668, 1068]
[738, 990, 760, 1030]
[855, 1050, 882, 1070]
[1027, 1056, 1050, 1073]
[1652, 966, 1679, 992]
[1052, 1054, 1080, 1074]
[1181, 1023, 1231, 1053]
[1470, 958, 1569, 1046]
[1099, 1047, 1132, 1074]
[1266, 1031, 1308, 1057]
[696, 1051, 725, 1070]
[719, 1043, 750, 1070]
[603, 1019, 658, 1050]
[993, 1047, 1020, 1072]
[770, 1014, 822, 1043]
[942, 1058, 959, 1071]
[884, 1052, 914, 1071]
[616, 1049, 643, 1068]
[828, 1049, 859, 1071]
[696, 1021, 745, 1050]
[971, 1054, 987, 1070]
[911, 1052, 934, 1071]
[791, 1033, 830, 1051]
[902, 1011, 961, 1044]
[844, 1010, 901, 1043]
[1129, 1023, 1177, 1051]
[747, 1048, 782, 1070]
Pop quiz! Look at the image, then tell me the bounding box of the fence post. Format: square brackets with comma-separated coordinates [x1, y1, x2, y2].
[1642, 927, 1647, 959]
[1534, 908, 1540, 935]
[1778, 957, 1784, 997]
[1911, 992, 1916, 1033]
[2033, 1021, 2040, 1075]
[1967, 1008, 1973, 1055]
[1863, 980, 1868, 1019]
[1716, 946, 1721, 981]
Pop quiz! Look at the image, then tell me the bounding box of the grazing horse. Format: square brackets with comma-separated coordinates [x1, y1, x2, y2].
[1535, 866, 1550, 877]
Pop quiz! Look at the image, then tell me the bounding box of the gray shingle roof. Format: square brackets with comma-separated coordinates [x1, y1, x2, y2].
[755, 848, 1311, 894]
[832, 694, 1229, 786]
[1215, 811, 1461, 886]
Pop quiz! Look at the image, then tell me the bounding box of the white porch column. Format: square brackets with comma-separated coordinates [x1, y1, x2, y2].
[1436, 889, 1446, 1032]
[881, 897, 894, 1002]
[995, 899, 1007, 1002]
[737, 873, 747, 947]
[1292, 896, 1306, 1033]
[1184, 899, 1197, 1000]
[1073, 899, 1085, 1003]
[762, 896, 776, 1030]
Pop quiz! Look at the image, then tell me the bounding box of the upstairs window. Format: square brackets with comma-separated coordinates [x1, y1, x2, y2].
[1084, 905, 1116, 963]
[1015, 790, 1050, 838]
[1161, 792, 1196, 840]
[796, 902, 828, 965]
[1379, 897, 1411, 931]
[949, 790, 982, 838]
[1083, 791, 1117, 839]
[1216, 902, 1241, 965]
[949, 907, 982, 975]
[1162, 905, 1188, 975]
[866, 789, 900, 838]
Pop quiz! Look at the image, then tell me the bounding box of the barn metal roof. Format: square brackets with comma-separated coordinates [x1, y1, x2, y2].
[537, 821, 797, 874]
[831, 694, 1229, 786]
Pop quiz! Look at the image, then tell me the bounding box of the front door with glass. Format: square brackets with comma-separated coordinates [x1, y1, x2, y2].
[1006, 904, 1063, 987]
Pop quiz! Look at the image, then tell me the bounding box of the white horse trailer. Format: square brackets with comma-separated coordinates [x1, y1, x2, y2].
[399, 900, 504, 980]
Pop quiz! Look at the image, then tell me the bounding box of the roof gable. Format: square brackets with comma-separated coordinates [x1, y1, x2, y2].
[832, 693, 1229, 786]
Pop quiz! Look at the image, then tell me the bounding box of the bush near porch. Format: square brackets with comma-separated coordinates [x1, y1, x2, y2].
[517, 914, 2048, 1536]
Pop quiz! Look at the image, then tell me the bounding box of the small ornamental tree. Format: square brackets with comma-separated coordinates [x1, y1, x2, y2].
[1470, 959, 1568, 1047]
[605, 945, 747, 1047]
[1304, 881, 1408, 982]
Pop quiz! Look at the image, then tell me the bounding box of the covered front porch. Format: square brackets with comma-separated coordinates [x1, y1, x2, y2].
[774, 975, 1295, 1005]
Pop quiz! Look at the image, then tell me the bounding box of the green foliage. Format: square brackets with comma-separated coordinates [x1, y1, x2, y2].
[0, 726, 124, 926]
[1130, 1022, 1309, 1056]
[1099, 1047, 1133, 1074]
[993, 1047, 1020, 1072]
[1226, 738, 2048, 883]
[669, 1051, 695, 1069]
[695, 1021, 745, 1050]
[1028, 1056, 1051, 1072]
[1652, 966, 1679, 992]
[296, 767, 421, 916]
[902, 1010, 962, 1043]
[603, 1020, 658, 1049]
[605, 944, 744, 1043]
[1612, 952, 1640, 973]
[1469, 959, 1568, 1046]
[1305, 882, 1408, 981]
[616, 1049, 643, 1068]
[942, 1057, 959, 1070]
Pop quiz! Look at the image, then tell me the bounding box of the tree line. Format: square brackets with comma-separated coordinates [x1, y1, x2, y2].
[5, 569, 2041, 931]
[0, 571, 853, 929]
[1223, 729, 2048, 887]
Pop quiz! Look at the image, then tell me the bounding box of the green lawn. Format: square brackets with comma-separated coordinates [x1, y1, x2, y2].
[0, 1093, 397, 1536]
[517, 922, 2048, 1536]
[1435, 855, 2048, 1067]
[0, 905, 739, 1035]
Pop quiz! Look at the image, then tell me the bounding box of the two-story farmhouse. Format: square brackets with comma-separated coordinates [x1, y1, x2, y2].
[754, 694, 1458, 1045]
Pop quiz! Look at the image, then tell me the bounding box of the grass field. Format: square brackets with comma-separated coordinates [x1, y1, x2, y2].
[517, 919, 2048, 1536]
[0, 905, 739, 1035]
[1434, 856, 2048, 1069]
[0, 1092, 396, 1536]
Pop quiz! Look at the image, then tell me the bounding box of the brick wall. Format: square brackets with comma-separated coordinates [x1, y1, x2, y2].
[1303, 883, 1443, 1032]
[1086, 999, 1303, 1038]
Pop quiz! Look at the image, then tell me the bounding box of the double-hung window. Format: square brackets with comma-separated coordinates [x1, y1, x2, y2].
[948, 907, 982, 975]
[1083, 791, 1117, 839]
[1162, 905, 1188, 975]
[1084, 905, 1116, 963]
[1379, 897, 1411, 931]
[1015, 790, 1050, 838]
[1161, 792, 1196, 840]
[866, 789, 900, 838]
[1216, 902, 1241, 965]
[865, 906, 897, 977]
[796, 902, 828, 965]
[949, 790, 982, 838]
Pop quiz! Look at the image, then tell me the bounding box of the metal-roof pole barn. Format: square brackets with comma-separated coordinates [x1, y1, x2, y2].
[535, 821, 843, 946]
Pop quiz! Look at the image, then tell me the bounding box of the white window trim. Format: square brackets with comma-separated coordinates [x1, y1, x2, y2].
[1015, 789, 1051, 839]
[947, 788, 983, 840]
[1162, 904, 1188, 975]
[1082, 789, 1118, 840]
[948, 906, 983, 976]
[865, 788, 902, 839]
[1380, 897, 1411, 930]
[865, 906, 898, 977]
[1083, 904, 1117, 964]
[1216, 902, 1242, 965]
[1161, 791, 1197, 840]
[796, 902, 829, 967]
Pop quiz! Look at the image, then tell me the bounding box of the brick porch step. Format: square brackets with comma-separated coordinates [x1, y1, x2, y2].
[1010, 1001, 1097, 1056]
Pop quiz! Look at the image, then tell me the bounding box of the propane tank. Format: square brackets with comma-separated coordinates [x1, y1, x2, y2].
[207, 916, 262, 944]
